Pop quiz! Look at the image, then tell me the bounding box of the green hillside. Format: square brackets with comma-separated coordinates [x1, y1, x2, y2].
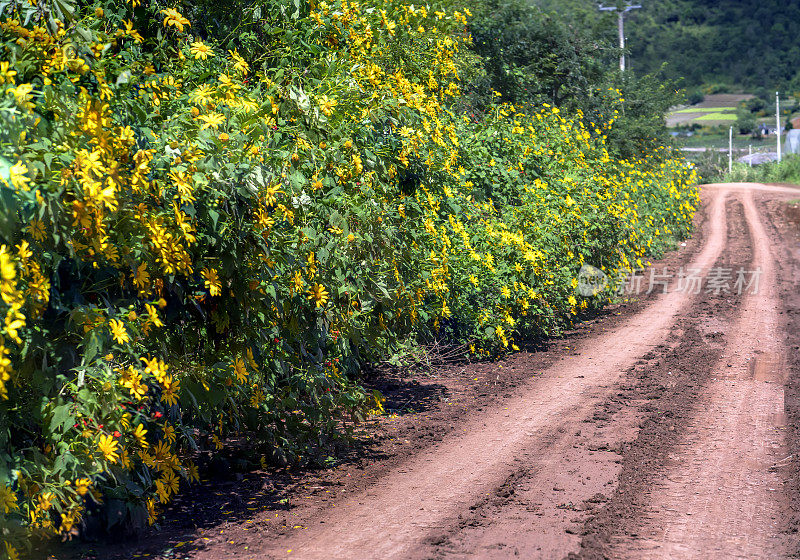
[536, 0, 800, 91]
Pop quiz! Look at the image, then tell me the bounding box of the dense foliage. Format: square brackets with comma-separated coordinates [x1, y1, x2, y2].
[467, 0, 682, 161]
[0, 0, 698, 555]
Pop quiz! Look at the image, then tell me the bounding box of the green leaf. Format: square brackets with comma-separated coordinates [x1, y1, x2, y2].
[0, 191, 19, 242]
[208, 208, 220, 229]
[49, 404, 74, 434]
[289, 170, 306, 190]
[301, 226, 317, 242]
[81, 330, 103, 365]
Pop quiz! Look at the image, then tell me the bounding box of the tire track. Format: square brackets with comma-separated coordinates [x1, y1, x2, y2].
[250, 189, 732, 559]
[609, 186, 790, 558]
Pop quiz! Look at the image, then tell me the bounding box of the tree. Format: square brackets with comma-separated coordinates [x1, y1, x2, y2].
[468, 0, 609, 111]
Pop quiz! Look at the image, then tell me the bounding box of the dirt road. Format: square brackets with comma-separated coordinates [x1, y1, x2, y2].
[72, 183, 800, 560]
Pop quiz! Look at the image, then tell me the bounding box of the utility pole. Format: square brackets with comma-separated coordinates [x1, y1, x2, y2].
[599, 2, 642, 72]
[729, 126, 733, 174]
[777, 91, 782, 163]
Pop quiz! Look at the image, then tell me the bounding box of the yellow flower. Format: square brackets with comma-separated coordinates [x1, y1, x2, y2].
[262, 184, 283, 206]
[318, 95, 337, 116]
[310, 10, 324, 25]
[119, 448, 132, 470]
[133, 423, 148, 447]
[228, 49, 249, 75]
[186, 461, 200, 483]
[15, 240, 31, 260]
[121, 20, 144, 43]
[162, 422, 176, 444]
[232, 357, 248, 383]
[119, 365, 148, 400]
[154, 479, 170, 504]
[0, 484, 18, 513]
[146, 498, 158, 525]
[141, 356, 169, 383]
[145, 303, 164, 328]
[307, 283, 329, 308]
[59, 507, 82, 533]
[9, 83, 33, 110]
[0, 249, 15, 283]
[132, 262, 150, 292]
[190, 40, 213, 60]
[190, 84, 216, 105]
[5, 311, 24, 344]
[73, 477, 92, 497]
[160, 8, 190, 33]
[201, 267, 222, 296]
[109, 319, 129, 345]
[197, 112, 225, 130]
[0, 61, 17, 85]
[246, 347, 259, 370]
[7, 161, 30, 191]
[97, 434, 119, 463]
[26, 219, 45, 242]
[2, 338, 20, 394]
[160, 375, 180, 407]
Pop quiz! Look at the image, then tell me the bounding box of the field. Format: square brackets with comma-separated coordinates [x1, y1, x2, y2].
[676, 134, 776, 150]
[667, 93, 753, 127]
[673, 107, 736, 114]
[693, 112, 736, 121]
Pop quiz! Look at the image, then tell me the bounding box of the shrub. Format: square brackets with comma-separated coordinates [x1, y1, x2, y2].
[687, 89, 705, 105]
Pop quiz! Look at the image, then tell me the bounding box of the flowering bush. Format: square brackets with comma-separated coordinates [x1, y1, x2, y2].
[0, 0, 697, 555]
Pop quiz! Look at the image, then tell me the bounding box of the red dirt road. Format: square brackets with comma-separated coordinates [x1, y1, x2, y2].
[58, 183, 800, 560]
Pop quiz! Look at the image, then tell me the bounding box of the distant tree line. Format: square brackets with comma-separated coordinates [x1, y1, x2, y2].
[533, 0, 800, 92]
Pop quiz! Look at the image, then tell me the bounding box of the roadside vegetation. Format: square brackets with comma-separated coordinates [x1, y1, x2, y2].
[702, 155, 800, 184]
[0, 0, 698, 555]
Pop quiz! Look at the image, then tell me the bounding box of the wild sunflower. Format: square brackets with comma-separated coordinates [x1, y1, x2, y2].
[190, 40, 213, 60]
[307, 283, 330, 308]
